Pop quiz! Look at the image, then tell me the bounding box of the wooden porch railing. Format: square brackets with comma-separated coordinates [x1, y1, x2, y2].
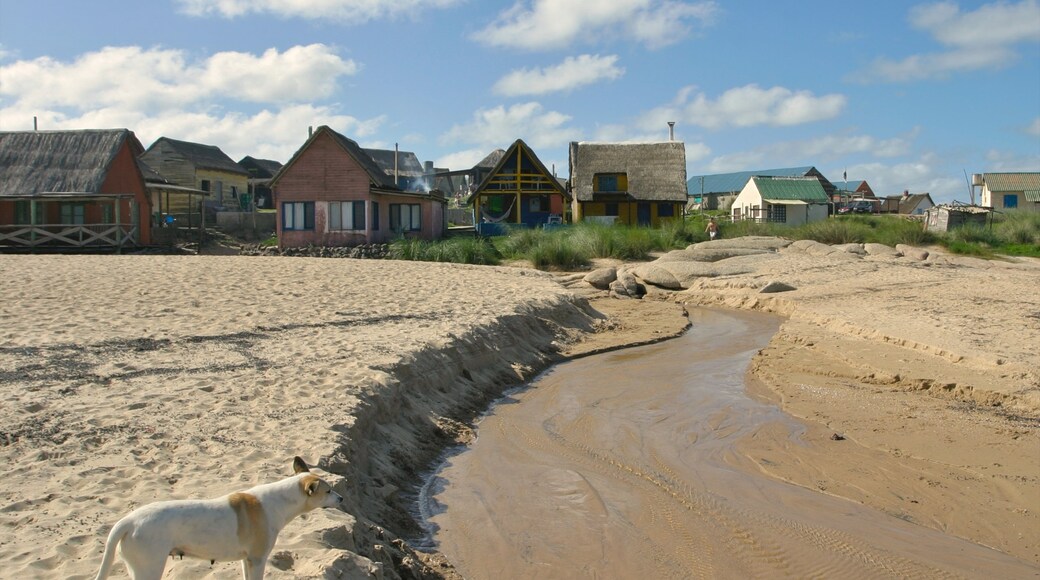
[0, 223, 139, 248]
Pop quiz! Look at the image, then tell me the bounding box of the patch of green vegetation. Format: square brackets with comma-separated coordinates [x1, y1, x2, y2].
[387, 236, 500, 265]
[259, 235, 279, 247]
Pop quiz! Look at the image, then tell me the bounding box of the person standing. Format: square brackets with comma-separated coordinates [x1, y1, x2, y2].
[705, 217, 719, 240]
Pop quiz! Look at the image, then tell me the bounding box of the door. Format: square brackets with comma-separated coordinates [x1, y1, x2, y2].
[637, 202, 651, 226]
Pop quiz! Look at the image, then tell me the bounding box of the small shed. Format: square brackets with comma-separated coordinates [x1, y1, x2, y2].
[731, 176, 829, 226]
[924, 204, 991, 233]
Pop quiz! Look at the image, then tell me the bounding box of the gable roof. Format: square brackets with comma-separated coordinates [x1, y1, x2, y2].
[980, 172, 1040, 192]
[899, 193, 933, 213]
[688, 166, 817, 195]
[238, 156, 283, 179]
[750, 176, 829, 202]
[475, 149, 506, 169]
[465, 139, 567, 204]
[570, 141, 688, 202]
[362, 148, 425, 179]
[0, 129, 144, 197]
[146, 137, 248, 175]
[271, 125, 400, 190]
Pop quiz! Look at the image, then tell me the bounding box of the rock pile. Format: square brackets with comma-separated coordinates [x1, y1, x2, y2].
[241, 244, 391, 259]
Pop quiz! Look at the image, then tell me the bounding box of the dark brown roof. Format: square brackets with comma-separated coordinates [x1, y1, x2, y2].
[0, 129, 144, 197]
[569, 141, 688, 202]
[362, 148, 425, 178]
[238, 156, 283, 179]
[145, 137, 248, 175]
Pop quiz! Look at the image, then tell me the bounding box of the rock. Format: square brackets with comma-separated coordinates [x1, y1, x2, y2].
[834, 243, 866, 255]
[896, 244, 930, 261]
[656, 247, 772, 263]
[629, 264, 683, 290]
[688, 236, 791, 252]
[759, 281, 796, 293]
[583, 267, 618, 290]
[864, 243, 899, 257]
[609, 269, 645, 299]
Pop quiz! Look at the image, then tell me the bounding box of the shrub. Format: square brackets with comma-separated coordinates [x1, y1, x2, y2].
[388, 237, 500, 265]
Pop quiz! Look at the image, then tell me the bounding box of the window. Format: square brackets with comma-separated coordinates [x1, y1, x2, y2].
[60, 203, 85, 225]
[329, 201, 366, 231]
[1003, 194, 1018, 209]
[102, 204, 114, 224]
[595, 173, 627, 192]
[371, 201, 380, 231]
[282, 201, 315, 230]
[768, 204, 787, 223]
[658, 203, 674, 217]
[200, 179, 211, 192]
[529, 195, 549, 212]
[605, 203, 619, 216]
[390, 203, 421, 232]
[230, 186, 238, 199]
[14, 201, 35, 225]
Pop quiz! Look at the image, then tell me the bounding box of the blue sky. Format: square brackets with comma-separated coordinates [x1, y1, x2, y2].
[1, 0, 1038, 203]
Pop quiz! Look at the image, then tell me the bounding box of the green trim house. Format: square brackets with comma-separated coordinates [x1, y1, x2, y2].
[731, 176, 829, 226]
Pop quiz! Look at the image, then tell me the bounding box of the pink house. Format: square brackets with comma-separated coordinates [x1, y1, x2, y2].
[271, 126, 446, 248]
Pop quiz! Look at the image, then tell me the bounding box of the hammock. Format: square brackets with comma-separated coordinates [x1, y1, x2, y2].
[481, 196, 516, 223]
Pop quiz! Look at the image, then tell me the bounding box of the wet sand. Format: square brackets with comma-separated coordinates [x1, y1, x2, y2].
[421, 308, 1036, 579]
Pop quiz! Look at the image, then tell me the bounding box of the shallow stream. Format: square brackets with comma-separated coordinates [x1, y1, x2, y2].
[416, 308, 1033, 579]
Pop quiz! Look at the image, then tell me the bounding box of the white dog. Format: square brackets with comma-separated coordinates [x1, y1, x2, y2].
[95, 457, 343, 580]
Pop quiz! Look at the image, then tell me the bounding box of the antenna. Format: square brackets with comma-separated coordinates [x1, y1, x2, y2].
[962, 169, 975, 205]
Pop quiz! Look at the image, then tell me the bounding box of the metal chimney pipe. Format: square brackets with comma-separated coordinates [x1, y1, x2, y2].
[667, 121, 675, 141]
[394, 143, 399, 186]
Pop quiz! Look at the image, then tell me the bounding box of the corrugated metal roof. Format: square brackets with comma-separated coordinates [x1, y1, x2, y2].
[688, 166, 815, 195]
[753, 177, 829, 202]
[983, 172, 1040, 192]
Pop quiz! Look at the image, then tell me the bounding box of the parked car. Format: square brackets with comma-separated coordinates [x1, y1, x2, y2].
[839, 200, 874, 214]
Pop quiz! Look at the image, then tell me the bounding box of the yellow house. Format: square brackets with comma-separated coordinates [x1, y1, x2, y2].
[140, 137, 250, 212]
[569, 141, 688, 226]
[976, 172, 1040, 212]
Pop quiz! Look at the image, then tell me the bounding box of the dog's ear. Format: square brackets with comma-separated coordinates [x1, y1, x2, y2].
[306, 479, 320, 496]
[293, 456, 310, 474]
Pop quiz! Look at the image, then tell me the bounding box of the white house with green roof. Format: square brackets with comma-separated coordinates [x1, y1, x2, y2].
[732, 176, 829, 226]
[976, 172, 1040, 212]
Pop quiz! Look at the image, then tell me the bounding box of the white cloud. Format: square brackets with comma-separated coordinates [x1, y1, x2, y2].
[440, 102, 578, 150]
[436, 148, 494, 171]
[0, 45, 376, 161]
[493, 54, 624, 96]
[646, 84, 846, 130]
[862, 0, 1040, 82]
[474, 0, 717, 51]
[701, 129, 918, 173]
[1026, 117, 1040, 136]
[176, 0, 461, 22]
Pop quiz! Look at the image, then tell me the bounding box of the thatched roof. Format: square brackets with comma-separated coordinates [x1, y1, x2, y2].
[238, 156, 283, 179]
[0, 129, 143, 197]
[362, 148, 425, 178]
[570, 141, 688, 202]
[475, 149, 505, 169]
[145, 137, 248, 175]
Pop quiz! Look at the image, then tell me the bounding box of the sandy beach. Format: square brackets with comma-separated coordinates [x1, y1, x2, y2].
[1, 239, 1037, 578]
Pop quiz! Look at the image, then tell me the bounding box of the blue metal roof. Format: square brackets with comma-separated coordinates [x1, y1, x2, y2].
[687, 166, 815, 196]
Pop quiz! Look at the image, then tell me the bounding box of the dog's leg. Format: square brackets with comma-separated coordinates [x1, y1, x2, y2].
[241, 557, 266, 580]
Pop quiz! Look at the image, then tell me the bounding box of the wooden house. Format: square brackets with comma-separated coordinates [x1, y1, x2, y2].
[465, 140, 569, 236]
[731, 176, 829, 226]
[687, 166, 836, 211]
[569, 141, 687, 227]
[975, 172, 1040, 211]
[429, 148, 506, 207]
[924, 204, 990, 233]
[239, 156, 283, 209]
[140, 137, 249, 211]
[0, 129, 153, 249]
[270, 125, 446, 248]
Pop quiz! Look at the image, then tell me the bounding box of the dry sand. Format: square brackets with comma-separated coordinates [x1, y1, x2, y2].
[0, 239, 1037, 578]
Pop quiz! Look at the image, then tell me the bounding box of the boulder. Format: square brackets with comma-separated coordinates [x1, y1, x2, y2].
[656, 247, 773, 263]
[629, 264, 683, 290]
[688, 236, 791, 252]
[864, 243, 899, 257]
[759, 281, 797, 293]
[896, 244, 930, 261]
[833, 243, 866, 255]
[609, 269, 645, 299]
[583, 267, 617, 290]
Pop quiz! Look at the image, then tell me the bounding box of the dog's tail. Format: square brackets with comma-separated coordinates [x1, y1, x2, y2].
[94, 517, 131, 580]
